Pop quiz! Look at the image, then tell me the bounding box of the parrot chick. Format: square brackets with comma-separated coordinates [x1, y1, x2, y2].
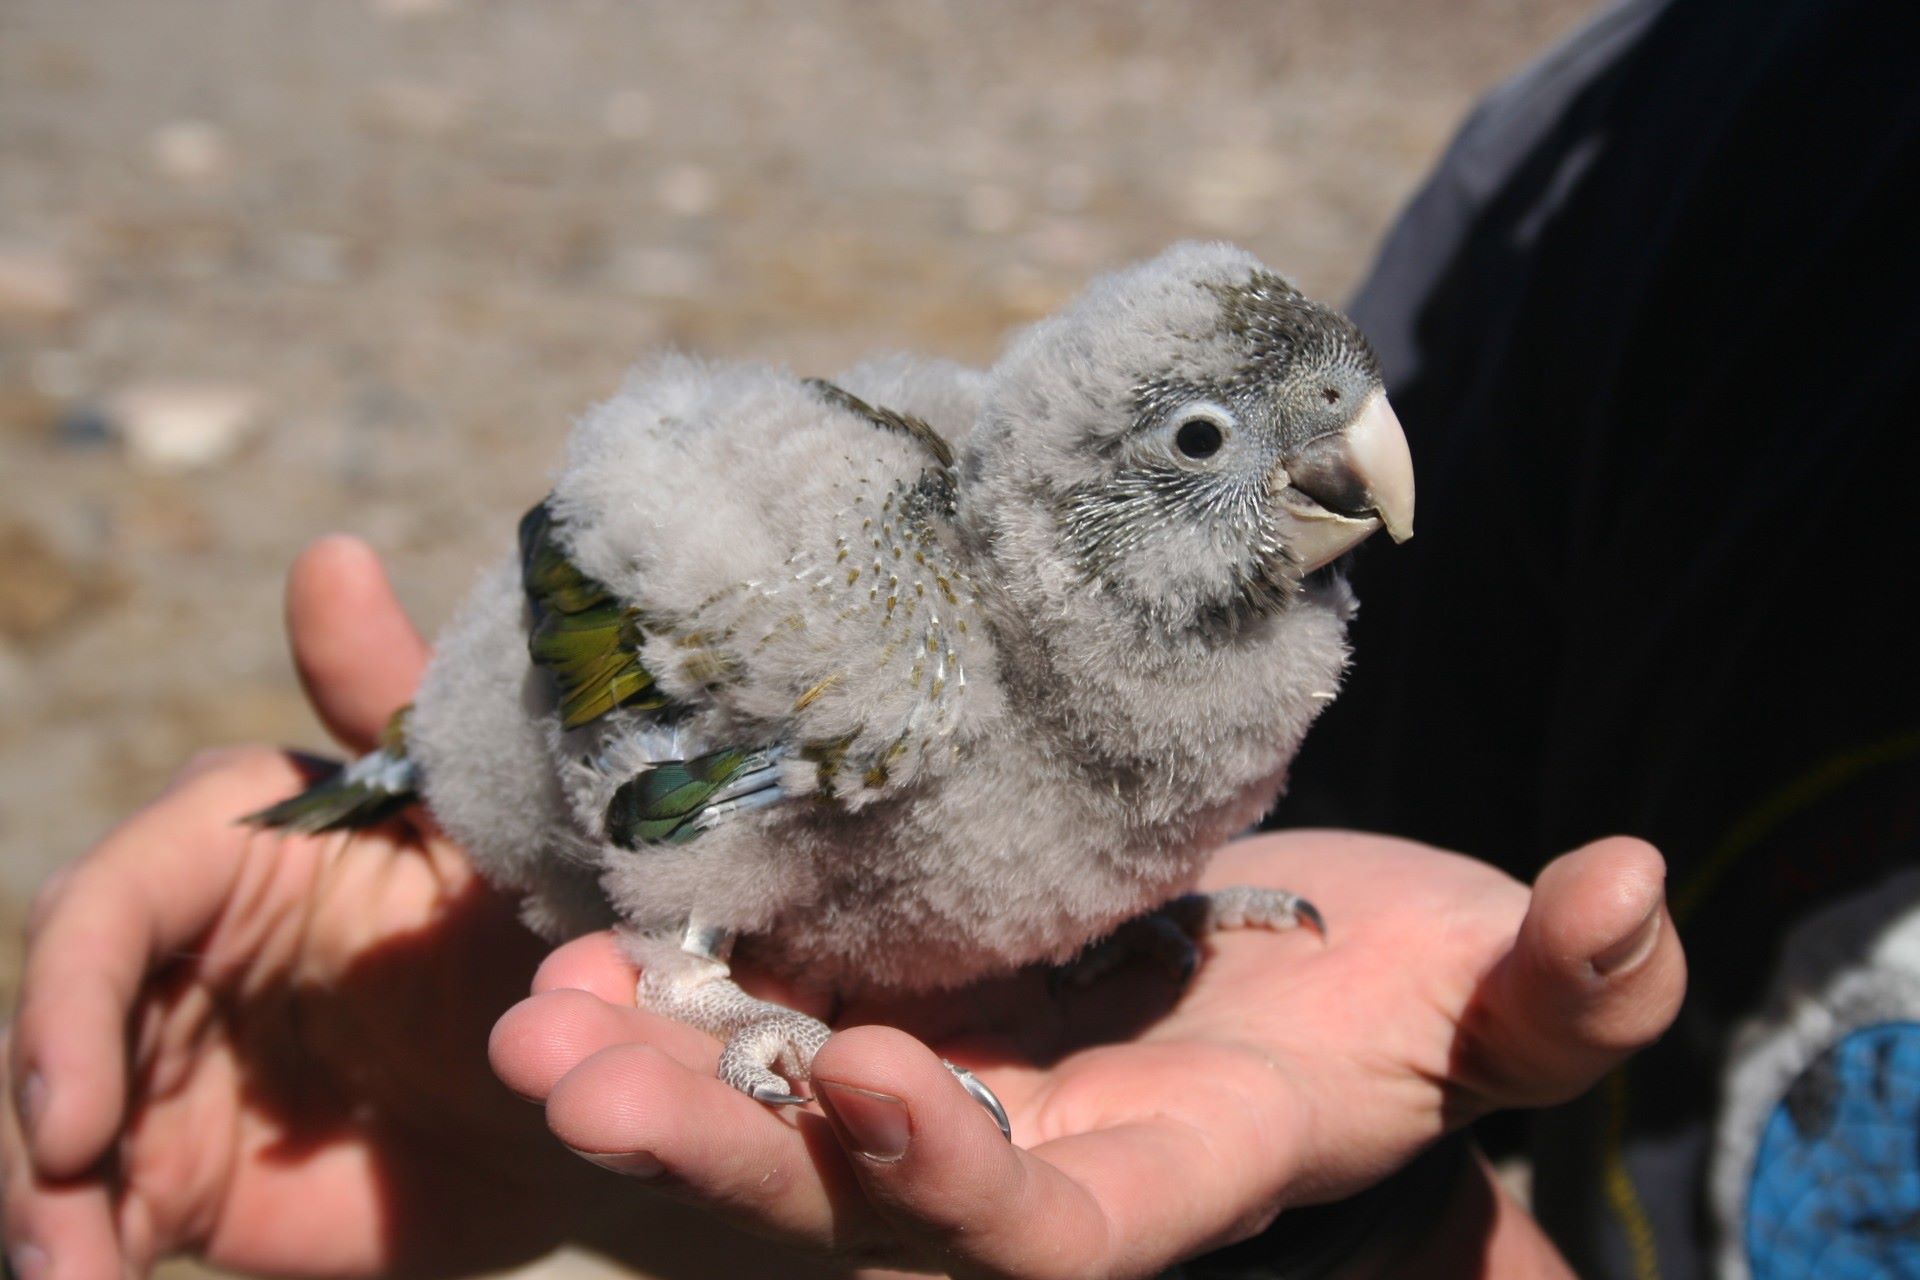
[250, 242, 1415, 1127]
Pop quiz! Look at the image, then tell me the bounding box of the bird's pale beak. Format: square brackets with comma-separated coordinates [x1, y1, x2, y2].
[1277, 390, 1416, 574]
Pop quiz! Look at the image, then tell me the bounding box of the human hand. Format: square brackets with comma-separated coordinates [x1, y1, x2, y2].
[0, 538, 820, 1280]
[493, 830, 1684, 1278]
[0, 531, 1684, 1280]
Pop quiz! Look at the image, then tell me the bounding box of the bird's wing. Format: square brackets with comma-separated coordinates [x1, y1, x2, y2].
[523, 372, 992, 849]
[520, 500, 670, 730]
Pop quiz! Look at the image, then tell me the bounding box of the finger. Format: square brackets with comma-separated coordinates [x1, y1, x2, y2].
[811, 1026, 1268, 1280]
[0, 1174, 124, 1280]
[286, 535, 429, 754]
[490, 989, 718, 1099]
[1460, 836, 1686, 1110]
[531, 932, 637, 1004]
[543, 1043, 861, 1247]
[2, 1033, 127, 1280]
[9, 750, 299, 1178]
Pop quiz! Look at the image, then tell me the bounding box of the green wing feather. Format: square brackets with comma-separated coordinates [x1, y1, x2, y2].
[519, 501, 668, 729]
[604, 746, 761, 848]
[521, 502, 786, 849]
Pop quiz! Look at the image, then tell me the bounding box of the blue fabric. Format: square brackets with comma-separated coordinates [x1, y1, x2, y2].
[1747, 1022, 1920, 1279]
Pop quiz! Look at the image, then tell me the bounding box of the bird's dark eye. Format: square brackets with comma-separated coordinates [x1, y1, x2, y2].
[1322, 387, 1341, 405]
[1174, 417, 1225, 459]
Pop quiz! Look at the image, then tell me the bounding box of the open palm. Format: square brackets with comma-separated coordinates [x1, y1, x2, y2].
[495, 818, 1683, 1278]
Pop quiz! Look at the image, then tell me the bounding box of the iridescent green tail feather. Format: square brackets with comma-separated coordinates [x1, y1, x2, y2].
[244, 708, 420, 833]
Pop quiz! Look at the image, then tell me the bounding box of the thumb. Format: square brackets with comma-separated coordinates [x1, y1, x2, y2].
[1459, 837, 1686, 1111]
[811, 1027, 1129, 1280]
[285, 534, 430, 753]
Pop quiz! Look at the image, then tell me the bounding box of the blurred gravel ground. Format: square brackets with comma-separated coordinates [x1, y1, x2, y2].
[1, 1, 1591, 1273]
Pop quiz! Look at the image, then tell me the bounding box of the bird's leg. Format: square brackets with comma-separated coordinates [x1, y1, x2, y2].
[1055, 886, 1325, 992]
[628, 922, 831, 1106]
[627, 923, 1014, 1139]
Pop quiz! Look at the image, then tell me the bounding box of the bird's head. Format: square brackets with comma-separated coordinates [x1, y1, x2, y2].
[963, 241, 1414, 646]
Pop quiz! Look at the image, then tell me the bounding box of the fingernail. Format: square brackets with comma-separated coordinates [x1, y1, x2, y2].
[571, 1148, 664, 1179]
[1592, 906, 1662, 977]
[8, 1243, 51, 1280]
[817, 1081, 909, 1162]
[14, 1071, 47, 1141]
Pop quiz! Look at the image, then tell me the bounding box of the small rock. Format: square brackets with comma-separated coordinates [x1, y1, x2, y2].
[29, 349, 85, 401]
[1022, 217, 1107, 269]
[0, 521, 115, 646]
[0, 385, 59, 443]
[362, 82, 469, 138]
[275, 232, 349, 284]
[0, 638, 27, 703]
[602, 89, 653, 140]
[656, 165, 718, 218]
[0, 247, 77, 329]
[366, 0, 455, 16]
[150, 120, 233, 183]
[994, 262, 1063, 318]
[1181, 146, 1290, 233]
[608, 246, 711, 299]
[107, 382, 262, 472]
[963, 184, 1021, 235]
[113, 485, 216, 554]
[1116, 55, 1172, 105]
[54, 403, 114, 450]
[1042, 163, 1095, 214]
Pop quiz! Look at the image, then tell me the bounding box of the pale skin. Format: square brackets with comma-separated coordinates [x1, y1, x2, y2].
[1, 536, 1685, 1279]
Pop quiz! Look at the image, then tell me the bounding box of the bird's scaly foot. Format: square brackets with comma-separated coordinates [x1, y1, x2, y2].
[630, 934, 833, 1105]
[715, 1010, 833, 1105]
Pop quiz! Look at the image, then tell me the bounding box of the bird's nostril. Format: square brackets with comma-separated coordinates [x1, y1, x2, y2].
[1322, 387, 1340, 405]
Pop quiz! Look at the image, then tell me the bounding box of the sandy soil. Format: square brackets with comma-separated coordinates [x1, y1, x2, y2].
[2, 0, 1593, 1272]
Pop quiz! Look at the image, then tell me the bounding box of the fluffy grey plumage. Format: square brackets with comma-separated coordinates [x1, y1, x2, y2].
[256, 242, 1416, 1109]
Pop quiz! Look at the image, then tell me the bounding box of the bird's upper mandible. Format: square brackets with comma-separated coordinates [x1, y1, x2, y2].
[1277, 388, 1416, 574]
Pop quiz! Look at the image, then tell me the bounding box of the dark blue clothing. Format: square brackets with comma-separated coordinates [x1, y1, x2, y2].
[1275, 0, 1920, 1274]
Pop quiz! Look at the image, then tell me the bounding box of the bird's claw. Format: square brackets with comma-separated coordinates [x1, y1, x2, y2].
[944, 1060, 1011, 1141]
[717, 1010, 833, 1107]
[1294, 895, 1327, 941]
[1168, 885, 1327, 943]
